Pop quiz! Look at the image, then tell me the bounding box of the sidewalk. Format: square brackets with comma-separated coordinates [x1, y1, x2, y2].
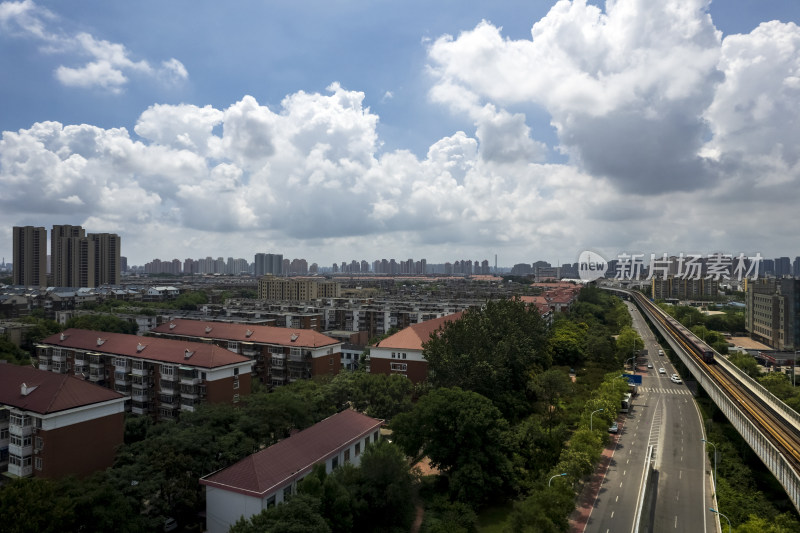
[568, 419, 623, 533]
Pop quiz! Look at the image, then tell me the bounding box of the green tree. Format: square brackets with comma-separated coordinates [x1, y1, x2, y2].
[728, 352, 761, 379]
[391, 387, 513, 505]
[66, 313, 138, 334]
[615, 326, 643, 363]
[229, 494, 331, 533]
[530, 369, 573, 432]
[0, 334, 31, 365]
[547, 320, 587, 367]
[353, 439, 417, 531]
[423, 299, 549, 420]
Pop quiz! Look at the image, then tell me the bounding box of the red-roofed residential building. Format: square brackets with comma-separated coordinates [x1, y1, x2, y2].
[200, 409, 382, 533]
[149, 319, 343, 389]
[369, 312, 464, 383]
[36, 329, 254, 420]
[0, 364, 125, 479]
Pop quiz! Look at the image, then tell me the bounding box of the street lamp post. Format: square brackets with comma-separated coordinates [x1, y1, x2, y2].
[703, 439, 718, 492]
[709, 508, 731, 533]
[626, 356, 636, 375]
[548, 473, 567, 487]
[590, 408, 604, 431]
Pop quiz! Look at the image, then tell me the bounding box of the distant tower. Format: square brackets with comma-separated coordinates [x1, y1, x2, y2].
[12, 226, 47, 287]
[495, 254, 498, 273]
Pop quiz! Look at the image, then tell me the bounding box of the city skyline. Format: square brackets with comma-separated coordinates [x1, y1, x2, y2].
[2, 1, 800, 265]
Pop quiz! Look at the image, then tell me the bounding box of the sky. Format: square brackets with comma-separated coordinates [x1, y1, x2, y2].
[1, 0, 800, 268]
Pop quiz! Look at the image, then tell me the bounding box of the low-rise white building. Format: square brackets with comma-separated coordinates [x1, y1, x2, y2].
[200, 409, 382, 533]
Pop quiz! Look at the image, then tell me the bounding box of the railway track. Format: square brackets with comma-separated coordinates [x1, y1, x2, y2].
[630, 291, 800, 474]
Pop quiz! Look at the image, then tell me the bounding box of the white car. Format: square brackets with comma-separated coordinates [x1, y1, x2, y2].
[671, 374, 682, 384]
[647, 362, 653, 369]
[659, 367, 666, 374]
[658, 349, 664, 356]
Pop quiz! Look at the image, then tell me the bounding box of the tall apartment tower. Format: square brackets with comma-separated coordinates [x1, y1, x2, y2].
[51, 224, 88, 287]
[89, 232, 121, 285]
[12, 226, 47, 287]
[51, 225, 121, 287]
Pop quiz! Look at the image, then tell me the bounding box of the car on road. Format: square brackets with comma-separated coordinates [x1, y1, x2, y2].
[658, 349, 664, 356]
[659, 367, 666, 374]
[671, 374, 682, 384]
[608, 422, 619, 433]
[647, 362, 653, 369]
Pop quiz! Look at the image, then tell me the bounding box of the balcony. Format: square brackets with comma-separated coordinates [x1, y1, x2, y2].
[114, 384, 131, 395]
[179, 373, 201, 386]
[9, 442, 32, 457]
[7, 462, 32, 478]
[180, 397, 199, 411]
[180, 386, 199, 399]
[38, 361, 51, 371]
[131, 379, 151, 390]
[74, 355, 86, 367]
[241, 347, 259, 357]
[114, 372, 129, 385]
[73, 365, 88, 377]
[9, 423, 32, 437]
[114, 361, 131, 373]
[131, 402, 150, 415]
[271, 352, 286, 360]
[89, 356, 103, 369]
[88, 370, 104, 382]
[51, 352, 66, 363]
[131, 365, 150, 377]
[160, 371, 178, 382]
[131, 390, 150, 403]
[160, 382, 176, 395]
[159, 395, 180, 407]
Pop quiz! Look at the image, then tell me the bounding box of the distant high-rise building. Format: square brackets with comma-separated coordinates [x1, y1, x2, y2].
[51, 224, 88, 287]
[12, 225, 47, 287]
[51, 225, 120, 287]
[794, 257, 800, 277]
[775, 257, 792, 277]
[88, 232, 121, 285]
[762, 259, 775, 277]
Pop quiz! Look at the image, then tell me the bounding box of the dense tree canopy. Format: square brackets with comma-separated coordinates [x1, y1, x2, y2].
[423, 298, 549, 420]
[65, 313, 138, 334]
[0, 334, 30, 365]
[391, 387, 513, 505]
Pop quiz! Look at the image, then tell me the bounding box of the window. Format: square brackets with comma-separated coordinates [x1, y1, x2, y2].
[329, 358, 333, 365]
[373, 430, 379, 443]
[364, 435, 369, 446]
[234, 367, 239, 376]
[10, 414, 30, 427]
[332, 456, 339, 469]
[228, 341, 239, 352]
[0, 427, 8, 440]
[35, 437, 43, 451]
[266, 495, 276, 508]
[402, 353, 407, 359]
[233, 379, 240, 390]
[355, 442, 361, 456]
[233, 394, 240, 403]
[390, 363, 408, 372]
[283, 486, 292, 500]
[35, 457, 42, 470]
[391, 352, 396, 359]
[344, 449, 350, 463]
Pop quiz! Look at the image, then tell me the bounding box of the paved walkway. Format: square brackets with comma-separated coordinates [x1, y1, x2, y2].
[568, 418, 624, 533]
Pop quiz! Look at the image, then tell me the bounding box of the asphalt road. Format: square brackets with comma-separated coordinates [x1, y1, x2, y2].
[583, 302, 715, 533]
